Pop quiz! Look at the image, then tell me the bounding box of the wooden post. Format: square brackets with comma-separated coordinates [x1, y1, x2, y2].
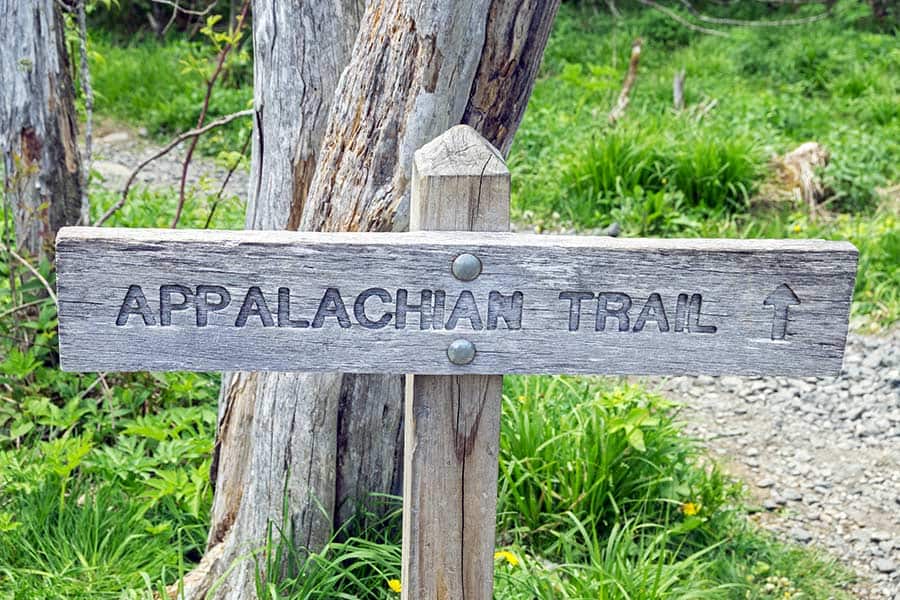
[402, 125, 509, 599]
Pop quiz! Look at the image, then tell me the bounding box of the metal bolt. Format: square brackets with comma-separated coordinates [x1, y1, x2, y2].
[447, 339, 476, 365]
[451, 253, 482, 282]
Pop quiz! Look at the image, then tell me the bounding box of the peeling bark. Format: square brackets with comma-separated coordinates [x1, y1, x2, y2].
[1, 0, 83, 261]
[195, 1, 560, 598]
[462, 0, 562, 156]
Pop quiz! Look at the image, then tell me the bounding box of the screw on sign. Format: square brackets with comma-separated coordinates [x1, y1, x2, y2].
[56, 126, 858, 600]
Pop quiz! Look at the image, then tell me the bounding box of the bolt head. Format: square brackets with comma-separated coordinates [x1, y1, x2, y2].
[451, 253, 482, 281]
[447, 339, 476, 365]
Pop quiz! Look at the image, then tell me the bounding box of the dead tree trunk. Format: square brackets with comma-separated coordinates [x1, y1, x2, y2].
[1, 0, 83, 261]
[190, 1, 560, 598]
[182, 3, 364, 596]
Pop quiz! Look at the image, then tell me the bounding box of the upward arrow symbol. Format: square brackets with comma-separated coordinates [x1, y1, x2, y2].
[763, 283, 801, 340]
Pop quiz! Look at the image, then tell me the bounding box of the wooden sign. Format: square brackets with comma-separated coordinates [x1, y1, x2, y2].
[57, 229, 857, 376]
[55, 125, 859, 600]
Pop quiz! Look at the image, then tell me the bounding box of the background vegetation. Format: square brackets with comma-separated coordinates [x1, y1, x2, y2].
[2, 0, 896, 597]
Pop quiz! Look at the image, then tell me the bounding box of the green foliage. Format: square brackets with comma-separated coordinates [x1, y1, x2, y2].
[0, 476, 184, 598]
[90, 183, 246, 230]
[251, 504, 404, 599]
[251, 377, 849, 599]
[497, 377, 738, 551]
[512, 0, 899, 327]
[0, 236, 219, 595]
[89, 33, 252, 154]
[562, 123, 761, 222]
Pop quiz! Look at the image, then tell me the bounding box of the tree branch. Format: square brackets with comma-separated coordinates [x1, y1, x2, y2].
[151, 0, 218, 17]
[0, 298, 46, 321]
[94, 109, 253, 227]
[609, 38, 643, 124]
[8, 249, 57, 305]
[76, 0, 93, 225]
[204, 131, 251, 229]
[678, 0, 832, 26]
[636, 0, 730, 36]
[171, 0, 250, 229]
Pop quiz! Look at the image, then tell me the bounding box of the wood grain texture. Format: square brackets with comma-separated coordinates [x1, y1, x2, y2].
[402, 125, 506, 600]
[403, 375, 503, 600]
[1, 0, 83, 259]
[461, 0, 562, 156]
[57, 228, 857, 377]
[192, 5, 369, 598]
[298, 0, 496, 234]
[246, 0, 363, 230]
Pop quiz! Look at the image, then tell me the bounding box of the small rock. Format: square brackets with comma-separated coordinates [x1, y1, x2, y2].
[757, 478, 775, 488]
[870, 531, 893, 542]
[98, 131, 130, 144]
[790, 528, 813, 543]
[874, 558, 896, 574]
[93, 160, 132, 183]
[862, 351, 884, 370]
[782, 489, 803, 502]
[720, 376, 742, 389]
[850, 529, 870, 543]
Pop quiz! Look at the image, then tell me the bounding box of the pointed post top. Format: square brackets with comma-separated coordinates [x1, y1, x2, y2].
[409, 126, 510, 233]
[413, 125, 508, 178]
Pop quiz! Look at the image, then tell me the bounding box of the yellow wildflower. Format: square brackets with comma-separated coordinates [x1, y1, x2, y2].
[792, 223, 802, 234]
[494, 550, 519, 567]
[387, 579, 402, 594]
[682, 502, 700, 516]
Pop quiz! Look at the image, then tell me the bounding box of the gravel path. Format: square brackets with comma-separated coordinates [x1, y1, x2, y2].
[654, 327, 900, 599]
[94, 127, 899, 598]
[91, 127, 248, 202]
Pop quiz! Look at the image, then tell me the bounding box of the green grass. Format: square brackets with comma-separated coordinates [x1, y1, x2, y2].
[249, 377, 851, 599]
[90, 184, 246, 230]
[89, 33, 252, 154]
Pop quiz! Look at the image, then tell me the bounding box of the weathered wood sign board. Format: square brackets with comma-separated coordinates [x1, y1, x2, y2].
[57, 227, 857, 376]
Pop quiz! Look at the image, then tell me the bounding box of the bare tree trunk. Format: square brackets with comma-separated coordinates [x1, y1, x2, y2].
[1, 0, 83, 262]
[190, 1, 560, 598]
[181, 2, 364, 597]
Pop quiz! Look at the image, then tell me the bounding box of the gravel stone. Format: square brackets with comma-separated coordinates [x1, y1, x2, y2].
[876, 559, 897, 574]
[782, 489, 803, 502]
[791, 528, 814, 543]
[655, 327, 900, 598]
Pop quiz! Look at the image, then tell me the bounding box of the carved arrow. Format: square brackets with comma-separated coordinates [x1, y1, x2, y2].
[764, 283, 801, 341]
